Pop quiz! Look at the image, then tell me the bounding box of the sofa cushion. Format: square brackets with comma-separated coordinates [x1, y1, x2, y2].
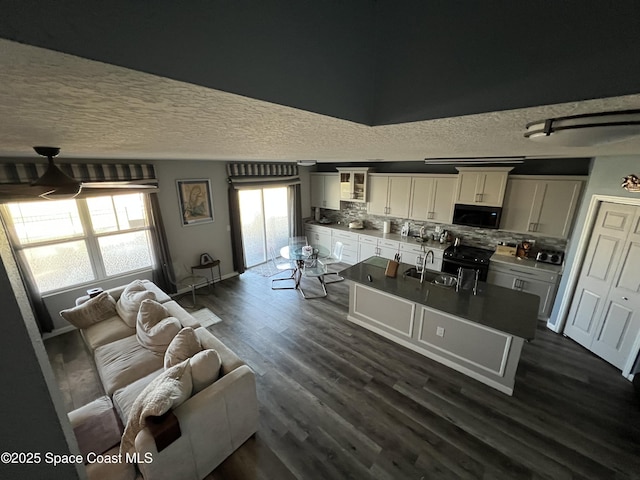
[68, 396, 123, 459]
[163, 300, 201, 329]
[60, 291, 117, 329]
[113, 370, 162, 424]
[196, 327, 245, 376]
[190, 349, 221, 394]
[136, 299, 181, 355]
[120, 360, 193, 456]
[94, 335, 164, 395]
[164, 327, 202, 368]
[81, 316, 136, 352]
[116, 280, 157, 328]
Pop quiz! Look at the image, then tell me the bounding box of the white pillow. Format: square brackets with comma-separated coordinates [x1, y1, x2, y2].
[60, 292, 117, 329]
[116, 280, 156, 328]
[136, 299, 181, 355]
[189, 349, 221, 394]
[119, 360, 193, 457]
[164, 327, 202, 369]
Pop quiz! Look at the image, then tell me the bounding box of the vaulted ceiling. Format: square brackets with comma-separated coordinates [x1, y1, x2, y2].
[1, 1, 640, 161]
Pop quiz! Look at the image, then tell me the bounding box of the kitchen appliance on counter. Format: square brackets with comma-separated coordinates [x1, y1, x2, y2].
[536, 249, 564, 265]
[348, 220, 364, 229]
[442, 245, 493, 281]
[452, 204, 502, 229]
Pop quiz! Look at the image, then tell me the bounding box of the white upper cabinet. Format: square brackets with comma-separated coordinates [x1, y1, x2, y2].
[310, 173, 340, 210]
[368, 174, 412, 217]
[500, 176, 585, 238]
[337, 167, 369, 203]
[455, 167, 512, 207]
[409, 175, 457, 223]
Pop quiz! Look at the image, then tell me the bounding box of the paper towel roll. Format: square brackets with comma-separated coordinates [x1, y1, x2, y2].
[383, 221, 390, 234]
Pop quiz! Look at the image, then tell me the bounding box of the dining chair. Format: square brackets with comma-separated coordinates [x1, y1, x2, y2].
[299, 257, 328, 299]
[321, 241, 345, 283]
[269, 247, 297, 290]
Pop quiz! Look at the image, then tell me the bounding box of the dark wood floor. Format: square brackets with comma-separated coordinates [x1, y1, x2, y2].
[46, 267, 640, 480]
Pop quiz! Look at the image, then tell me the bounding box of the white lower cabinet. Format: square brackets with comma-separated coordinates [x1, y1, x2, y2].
[399, 243, 443, 271]
[331, 230, 359, 265]
[304, 224, 332, 252]
[487, 262, 560, 320]
[357, 235, 399, 262]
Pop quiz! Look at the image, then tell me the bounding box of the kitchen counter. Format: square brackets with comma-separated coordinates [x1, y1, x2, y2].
[306, 221, 451, 250]
[340, 257, 539, 395]
[490, 253, 563, 274]
[340, 257, 539, 340]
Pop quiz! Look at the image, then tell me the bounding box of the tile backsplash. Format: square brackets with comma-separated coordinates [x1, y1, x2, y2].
[316, 203, 568, 252]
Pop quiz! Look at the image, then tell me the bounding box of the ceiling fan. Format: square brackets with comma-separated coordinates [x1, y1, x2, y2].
[0, 147, 157, 199]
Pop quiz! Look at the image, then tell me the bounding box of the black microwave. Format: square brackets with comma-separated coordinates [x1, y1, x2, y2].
[452, 204, 502, 229]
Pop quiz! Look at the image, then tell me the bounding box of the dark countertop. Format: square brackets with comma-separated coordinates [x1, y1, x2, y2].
[340, 257, 539, 340]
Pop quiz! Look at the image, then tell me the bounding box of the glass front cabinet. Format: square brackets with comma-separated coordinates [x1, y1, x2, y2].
[337, 167, 370, 203]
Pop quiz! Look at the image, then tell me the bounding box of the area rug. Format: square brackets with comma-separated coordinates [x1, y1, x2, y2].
[192, 308, 223, 328]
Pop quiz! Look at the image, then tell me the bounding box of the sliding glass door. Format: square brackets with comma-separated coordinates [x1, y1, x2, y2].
[238, 186, 289, 268]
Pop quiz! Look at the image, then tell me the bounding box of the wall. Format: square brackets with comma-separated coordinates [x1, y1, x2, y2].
[155, 160, 235, 277]
[0, 221, 81, 479]
[318, 202, 567, 253]
[549, 155, 640, 329]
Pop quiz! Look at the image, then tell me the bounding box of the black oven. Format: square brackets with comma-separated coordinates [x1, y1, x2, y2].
[442, 245, 493, 281]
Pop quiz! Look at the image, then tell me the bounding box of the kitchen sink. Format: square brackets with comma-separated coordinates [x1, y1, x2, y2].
[432, 274, 457, 288]
[402, 268, 457, 288]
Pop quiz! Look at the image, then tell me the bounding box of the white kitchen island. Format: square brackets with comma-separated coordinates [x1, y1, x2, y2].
[340, 257, 540, 395]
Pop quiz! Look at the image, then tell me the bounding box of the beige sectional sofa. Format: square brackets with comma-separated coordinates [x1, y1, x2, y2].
[62, 280, 258, 480]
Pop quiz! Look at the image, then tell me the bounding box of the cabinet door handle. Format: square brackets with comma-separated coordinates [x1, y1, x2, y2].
[428, 211, 434, 219]
[528, 222, 535, 232]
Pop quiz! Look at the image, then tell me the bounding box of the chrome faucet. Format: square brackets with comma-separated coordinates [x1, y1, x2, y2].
[420, 250, 434, 284]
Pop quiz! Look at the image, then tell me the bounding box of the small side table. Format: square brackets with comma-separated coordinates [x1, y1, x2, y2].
[191, 260, 221, 288]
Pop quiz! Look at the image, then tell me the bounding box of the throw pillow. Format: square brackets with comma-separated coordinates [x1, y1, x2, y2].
[189, 349, 221, 394]
[60, 292, 117, 329]
[164, 327, 202, 369]
[120, 360, 193, 457]
[116, 280, 157, 328]
[136, 299, 181, 355]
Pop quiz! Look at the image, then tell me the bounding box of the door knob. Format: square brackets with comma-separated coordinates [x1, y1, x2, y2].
[622, 296, 629, 301]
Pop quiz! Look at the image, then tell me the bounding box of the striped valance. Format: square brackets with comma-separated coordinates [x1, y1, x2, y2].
[226, 162, 298, 178]
[0, 162, 157, 184]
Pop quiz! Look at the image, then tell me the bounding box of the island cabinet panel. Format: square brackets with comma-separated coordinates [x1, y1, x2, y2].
[417, 307, 512, 376]
[352, 284, 415, 337]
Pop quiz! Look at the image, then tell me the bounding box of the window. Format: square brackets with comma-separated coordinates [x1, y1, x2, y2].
[2, 193, 154, 293]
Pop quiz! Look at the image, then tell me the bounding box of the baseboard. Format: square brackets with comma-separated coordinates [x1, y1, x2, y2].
[42, 325, 77, 340]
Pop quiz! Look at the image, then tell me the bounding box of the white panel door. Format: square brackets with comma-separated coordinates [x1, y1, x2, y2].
[591, 218, 640, 369]
[564, 202, 640, 369]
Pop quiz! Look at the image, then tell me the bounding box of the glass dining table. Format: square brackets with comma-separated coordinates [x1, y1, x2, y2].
[279, 244, 331, 296]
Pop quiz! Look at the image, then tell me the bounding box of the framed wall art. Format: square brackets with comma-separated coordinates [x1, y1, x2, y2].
[176, 179, 214, 226]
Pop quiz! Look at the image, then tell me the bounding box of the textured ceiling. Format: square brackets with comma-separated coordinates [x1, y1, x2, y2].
[1, 39, 640, 163]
